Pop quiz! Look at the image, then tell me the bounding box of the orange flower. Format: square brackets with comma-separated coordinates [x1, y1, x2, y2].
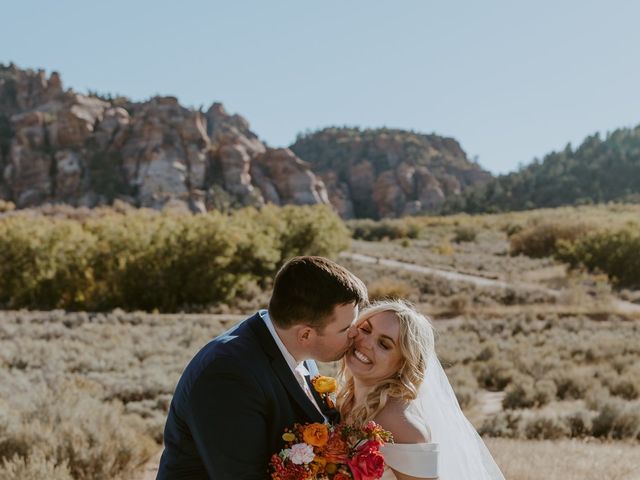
[320, 431, 349, 463]
[312, 375, 338, 394]
[302, 423, 329, 447]
[333, 473, 350, 480]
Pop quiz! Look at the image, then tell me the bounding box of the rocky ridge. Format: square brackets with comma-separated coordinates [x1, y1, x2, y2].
[290, 127, 492, 218]
[0, 64, 491, 217]
[0, 64, 327, 212]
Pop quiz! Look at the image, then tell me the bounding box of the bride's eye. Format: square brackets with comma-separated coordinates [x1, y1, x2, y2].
[379, 340, 390, 350]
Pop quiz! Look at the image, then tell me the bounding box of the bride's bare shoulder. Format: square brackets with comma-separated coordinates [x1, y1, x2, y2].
[374, 398, 430, 443]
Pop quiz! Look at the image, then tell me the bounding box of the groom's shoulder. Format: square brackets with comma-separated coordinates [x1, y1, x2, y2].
[185, 312, 266, 373]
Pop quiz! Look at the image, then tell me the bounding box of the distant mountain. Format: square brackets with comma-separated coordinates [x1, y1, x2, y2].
[290, 127, 491, 218]
[0, 64, 328, 212]
[0, 63, 492, 218]
[443, 127, 640, 214]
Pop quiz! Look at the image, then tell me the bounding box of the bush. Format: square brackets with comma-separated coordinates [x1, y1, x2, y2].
[524, 415, 570, 440]
[474, 360, 515, 391]
[553, 369, 592, 400]
[0, 199, 15, 213]
[502, 377, 536, 409]
[478, 411, 522, 438]
[0, 382, 155, 480]
[510, 221, 590, 258]
[591, 400, 640, 439]
[609, 377, 640, 400]
[367, 277, 416, 302]
[557, 227, 640, 288]
[564, 410, 593, 438]
[0, 452, 73, 480]
[347, 218, 422, 241]
[0, 204, 351, 311]
[452, 226, 477, 243]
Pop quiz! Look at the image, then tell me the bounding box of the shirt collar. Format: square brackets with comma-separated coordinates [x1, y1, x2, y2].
[260, 309, 308, 376]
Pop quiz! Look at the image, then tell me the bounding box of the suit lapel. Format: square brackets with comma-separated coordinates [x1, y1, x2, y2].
[247, 313, 324, 423]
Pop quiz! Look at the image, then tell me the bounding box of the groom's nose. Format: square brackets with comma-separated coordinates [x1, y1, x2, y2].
[347, 324, 357, 339]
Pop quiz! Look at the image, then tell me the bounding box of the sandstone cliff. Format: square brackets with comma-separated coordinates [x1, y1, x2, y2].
[289, 127, 492, 218]
[0, 64, 328, 212]
[1, 64, 492, 218]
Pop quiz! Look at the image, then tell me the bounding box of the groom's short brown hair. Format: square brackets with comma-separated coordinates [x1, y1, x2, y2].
[268, 256, 368, 330]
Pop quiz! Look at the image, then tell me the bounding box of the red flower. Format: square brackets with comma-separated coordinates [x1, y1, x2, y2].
[333, 473, 351, 480]
[347, 440, 385, 480]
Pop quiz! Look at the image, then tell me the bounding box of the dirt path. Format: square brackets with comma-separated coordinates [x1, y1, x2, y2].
[341, 252, 640, 315]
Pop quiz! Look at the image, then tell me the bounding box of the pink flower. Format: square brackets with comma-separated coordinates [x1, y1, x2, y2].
[348, 440, 386, 480]
[288, 443, 315, 465]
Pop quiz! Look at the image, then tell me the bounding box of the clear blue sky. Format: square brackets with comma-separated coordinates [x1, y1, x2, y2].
[3, 0, 640, 174]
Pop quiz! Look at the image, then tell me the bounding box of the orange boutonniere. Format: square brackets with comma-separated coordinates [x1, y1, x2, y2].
[311, 375, 338, 409]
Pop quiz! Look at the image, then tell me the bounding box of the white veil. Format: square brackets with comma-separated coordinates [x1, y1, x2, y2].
[408, 351, 505, 480]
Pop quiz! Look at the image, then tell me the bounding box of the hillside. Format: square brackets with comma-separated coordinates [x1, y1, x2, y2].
[0, 64, 329, 212]
[443, 127, 640, 214]
[290, 127, 492, 218]
[0, 64, 492, 218]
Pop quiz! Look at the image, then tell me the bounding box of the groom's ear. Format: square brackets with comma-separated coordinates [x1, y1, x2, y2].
[297, 326, 314, 344]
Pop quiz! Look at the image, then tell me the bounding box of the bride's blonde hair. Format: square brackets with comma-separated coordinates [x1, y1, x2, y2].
[337, 300, 435, 425]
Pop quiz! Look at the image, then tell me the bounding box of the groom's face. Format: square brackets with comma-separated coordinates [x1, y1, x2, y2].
[309, 302, 359, 362]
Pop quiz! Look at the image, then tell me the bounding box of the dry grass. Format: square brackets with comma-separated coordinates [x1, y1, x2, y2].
[486, 438, 640, 480]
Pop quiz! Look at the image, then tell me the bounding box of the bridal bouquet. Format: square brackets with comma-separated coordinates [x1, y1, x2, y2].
[270, 420, 393, 480]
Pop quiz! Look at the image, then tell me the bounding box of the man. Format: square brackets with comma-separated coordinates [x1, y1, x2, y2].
[157, 256, 368, 479]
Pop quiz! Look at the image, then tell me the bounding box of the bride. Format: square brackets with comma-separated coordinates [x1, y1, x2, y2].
[337, 300, 505, 480]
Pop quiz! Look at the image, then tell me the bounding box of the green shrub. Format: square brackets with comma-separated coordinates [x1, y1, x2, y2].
[509, 221, 590, 258]
[452, 226, 477, 243]
[0, 204, 350, 311]
[557, 227, 640, 288]
[347, 218, 421, 241]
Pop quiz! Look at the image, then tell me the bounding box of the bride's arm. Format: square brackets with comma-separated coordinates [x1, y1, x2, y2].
[375, 401, 438, 480]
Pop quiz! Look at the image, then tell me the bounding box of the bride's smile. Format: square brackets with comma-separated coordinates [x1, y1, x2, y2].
[346, 311, 404, 384]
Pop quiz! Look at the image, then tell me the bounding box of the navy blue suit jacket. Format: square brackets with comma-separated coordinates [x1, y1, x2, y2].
[156, 312, 337, 479]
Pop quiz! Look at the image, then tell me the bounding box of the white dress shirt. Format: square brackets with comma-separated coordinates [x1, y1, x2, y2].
[260, 309, 325, 419]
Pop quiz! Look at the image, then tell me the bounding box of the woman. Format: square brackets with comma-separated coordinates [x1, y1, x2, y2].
[337, 300, 505, 480]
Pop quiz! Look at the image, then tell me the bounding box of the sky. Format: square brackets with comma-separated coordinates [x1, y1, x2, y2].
[3, 0, 640, 174]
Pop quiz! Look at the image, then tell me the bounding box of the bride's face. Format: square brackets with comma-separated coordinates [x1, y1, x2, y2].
[345, 311, 404, 386]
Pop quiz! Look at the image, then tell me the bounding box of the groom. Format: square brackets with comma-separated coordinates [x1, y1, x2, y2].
[157, 256, 368, 479]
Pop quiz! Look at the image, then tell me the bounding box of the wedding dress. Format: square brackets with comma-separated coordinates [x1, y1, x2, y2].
[378, 352, 505, 480]
[380, 443, 439, 479]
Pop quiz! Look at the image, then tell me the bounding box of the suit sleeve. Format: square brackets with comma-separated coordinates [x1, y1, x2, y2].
[186, 358, 270, 479]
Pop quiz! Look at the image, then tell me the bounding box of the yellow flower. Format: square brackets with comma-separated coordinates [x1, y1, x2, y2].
[302, 423, 329, 447]
[325, 463, 338, 474]
[312, 376, 338, 394]
[313, 455, 327, 467]
[282, 432, 296, 442]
